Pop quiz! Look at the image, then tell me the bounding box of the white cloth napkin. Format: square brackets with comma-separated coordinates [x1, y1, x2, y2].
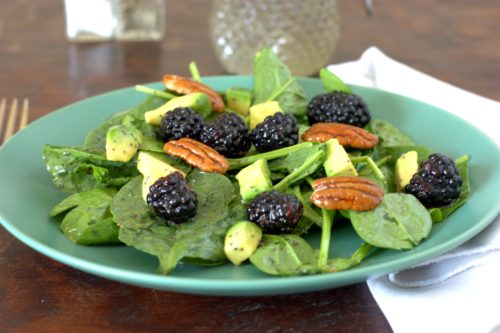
[328, 47, 500, 333]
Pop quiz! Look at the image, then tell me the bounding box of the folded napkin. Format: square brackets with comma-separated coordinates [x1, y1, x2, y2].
[328, 47, 500, 333]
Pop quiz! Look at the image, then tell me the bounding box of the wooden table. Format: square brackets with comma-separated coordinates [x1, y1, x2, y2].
[1, 1, 498, 332]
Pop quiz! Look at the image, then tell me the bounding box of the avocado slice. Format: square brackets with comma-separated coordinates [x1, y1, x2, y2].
[323, 138, 358, 177]
[137, 151, 184, 201]
[144, 92, 211, 125]
[105, 124, 143, 162]
[226, 87, 252, 117]
[249, 101, 283, 130]
[395, 150, 418, 191]
[224, 221, 263, 266]
[235, 159, 273, 201]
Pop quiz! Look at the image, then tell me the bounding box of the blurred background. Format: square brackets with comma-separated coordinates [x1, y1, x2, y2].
[1, 0, 499, 122]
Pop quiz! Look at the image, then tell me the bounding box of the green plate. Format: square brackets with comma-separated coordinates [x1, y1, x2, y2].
[1, 77, 499, 296]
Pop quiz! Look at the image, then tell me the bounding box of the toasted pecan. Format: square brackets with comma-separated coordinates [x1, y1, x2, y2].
[310, 176, 384, 211]
[162, 74, 225, 112]
[301, 123, 378, 149]
[163, 138, 229, 174]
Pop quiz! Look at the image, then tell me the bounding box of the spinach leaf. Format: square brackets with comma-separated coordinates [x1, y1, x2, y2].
[253, 48, 308, 117]
[361, 165, 395, 193]
[112, 171, 242, 274]
[350, 193, 432, 250]
[249, 234, 318, 276]
[111, 176, 165, 229]
[50, 188, 120, 245]
[373, 145, 434, 167]
[43, 145, 138, 193]
[84, 95, 165, 154]
[319, 68, 351, 93]
[429, 155, 471, 222]
[370, 119, 415, 147]
[139, 135, 164, 153]
[165, 171, 240, 272]
[111, 176, 177, 273]
[119, 225, 176, 274]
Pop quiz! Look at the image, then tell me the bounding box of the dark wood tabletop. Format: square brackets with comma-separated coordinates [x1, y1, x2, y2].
[1, 1, 499, 332]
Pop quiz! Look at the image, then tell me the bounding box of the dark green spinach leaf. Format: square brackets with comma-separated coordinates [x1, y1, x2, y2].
[253, 48, 308, 117]
[373, 145, 434, 167]
[249, 234, 318, 276]
[165, 171, 240, 272]
[50, 188, 120, 245]
[111, 176, 177, 273]
[370, 119, 415, 147]
[43, 145, 138, 193]
[319, 68, 351, 93]
[111, 171, 242, 274]
[350, 193, 432, 250]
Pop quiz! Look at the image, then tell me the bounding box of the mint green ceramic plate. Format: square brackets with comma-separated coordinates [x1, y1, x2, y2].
[1, 77, 499, 296]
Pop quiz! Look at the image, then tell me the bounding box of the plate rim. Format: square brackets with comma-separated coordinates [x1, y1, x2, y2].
[1, 75, 499, 296]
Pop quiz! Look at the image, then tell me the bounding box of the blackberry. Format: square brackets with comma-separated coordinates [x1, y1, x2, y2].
[307, 91, 371, 127]
[405, 153, 462, 208]
[146, 171, 197, 224]
[247, 190, 303, 234]
[158, 107, 204, 142]
[250, 113, 299, 152]
[199, 113, 251, 158]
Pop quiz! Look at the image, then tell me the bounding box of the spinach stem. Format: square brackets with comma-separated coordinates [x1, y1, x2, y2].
[455, 154, 469, 164]
[292, 186, 322, 227]
[189, 61, 201, 82]
[351, 242, 374, 265]
[273, 150, 324, 191]
[358, 155, 391, 176]
[266, 77, 296, 102]
[227, 142, 313, 170]
[135, 85, 176, 100]
[318, 209, 334, 268]
[351, 156, 385, 180]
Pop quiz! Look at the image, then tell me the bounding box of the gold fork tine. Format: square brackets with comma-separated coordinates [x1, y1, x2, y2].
[3, 98, 18, 143]
[19, 98, 29, 130]
[0, 98, 6, 133]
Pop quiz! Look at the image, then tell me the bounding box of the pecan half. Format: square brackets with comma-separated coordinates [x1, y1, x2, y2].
[301, 123, 378, 149]
[163, 138, 229, 174]
[310, 176, 384, 211]
[162, 74, 225, 112]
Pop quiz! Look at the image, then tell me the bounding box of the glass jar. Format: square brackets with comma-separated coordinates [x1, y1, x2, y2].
[64, 0, 165, 42]
[209, 0, 340, 76]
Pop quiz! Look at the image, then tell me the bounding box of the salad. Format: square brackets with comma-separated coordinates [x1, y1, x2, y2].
[43, 49, 470, 276]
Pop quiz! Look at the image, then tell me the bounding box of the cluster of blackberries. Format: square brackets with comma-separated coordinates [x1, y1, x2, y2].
[158, 107, 250, 158]
[158, 107, 300, 157]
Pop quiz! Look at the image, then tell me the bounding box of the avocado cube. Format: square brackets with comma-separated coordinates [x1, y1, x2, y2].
[105, 124, 142, 162]
[249, 101, 283, 130]
[226, 87, 252, 117]
[395, 150, 418, 191]
[224, 221, 263, 266]
[137, 151, 184, 201]
[323, 138, 358, 177]
[144, 92, 211, 125]
[235, 159, 272, 201]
